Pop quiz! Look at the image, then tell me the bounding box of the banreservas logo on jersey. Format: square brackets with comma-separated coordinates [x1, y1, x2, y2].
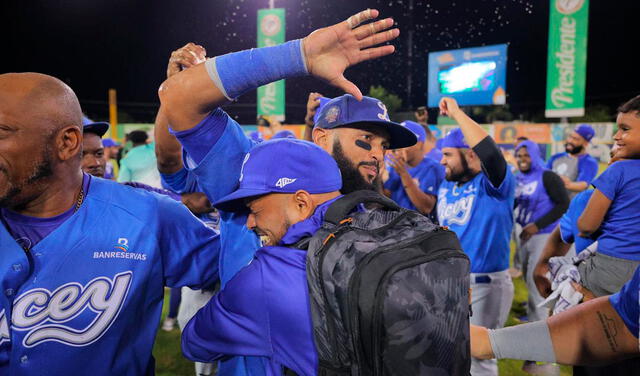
[0, 271, 132, 348]
[93, 238, 147, 261]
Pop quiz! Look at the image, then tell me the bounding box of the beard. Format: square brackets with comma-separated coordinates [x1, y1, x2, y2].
[565, 143, 583, 155]
[0, 143, 54, 209]
[332, 139, 381, 194]
[445, 150, 474, 182]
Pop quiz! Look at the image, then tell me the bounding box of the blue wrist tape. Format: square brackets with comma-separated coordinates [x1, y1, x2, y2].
[205, 39, 308, 100]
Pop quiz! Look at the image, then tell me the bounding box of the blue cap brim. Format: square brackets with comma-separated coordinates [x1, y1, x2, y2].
[83, 122, 110, 137]
[213, 187, 270, 212]
[338, 120, 418, 149]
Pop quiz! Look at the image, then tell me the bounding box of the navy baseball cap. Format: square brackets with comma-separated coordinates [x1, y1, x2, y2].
[401, 121, 426, 143]
[574, 123, 595, 142]
[214, 139, 342, 212]
[272, 130, 296, 139]
[82, 116, 109, 138]
[314, 94, 417, 149]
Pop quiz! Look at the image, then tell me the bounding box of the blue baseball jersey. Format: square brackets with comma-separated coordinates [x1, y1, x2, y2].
[384, 157, 444, 215]
[559, 189, 595, 254]
[0, 177, 220, 375]
[609, 266, 640, 339]
[175, 110, 267, 376]
[437, 170, 515, 273]
[591, 160, 640, 261]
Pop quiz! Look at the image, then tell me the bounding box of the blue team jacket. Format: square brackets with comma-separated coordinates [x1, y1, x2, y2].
[0, 177, 220, 375]
[180, 198, 339, 376]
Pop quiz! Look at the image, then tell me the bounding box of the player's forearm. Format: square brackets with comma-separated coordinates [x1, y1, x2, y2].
[537, 227, 570, 265]
[160, 40, 308, 132]
[400, 174, 436, 214]
[567, 181, 588, 192]
[154, 106, 184, 174]
[449, 109, 488, 148]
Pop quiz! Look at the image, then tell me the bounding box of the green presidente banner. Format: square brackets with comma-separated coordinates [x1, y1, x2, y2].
[545, 0, 589, 118]
[257, 8, 285, 121]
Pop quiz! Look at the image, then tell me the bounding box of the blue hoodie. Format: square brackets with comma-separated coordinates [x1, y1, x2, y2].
[514, 140, 559, 234]
[181, 198, 340, 376]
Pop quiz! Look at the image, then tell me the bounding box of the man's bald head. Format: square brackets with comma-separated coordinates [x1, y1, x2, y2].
[0, 73, 84, 211]
[0, 72, 83, 135]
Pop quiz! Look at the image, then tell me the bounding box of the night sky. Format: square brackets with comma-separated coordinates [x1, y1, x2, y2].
[2, 0, 637, 124]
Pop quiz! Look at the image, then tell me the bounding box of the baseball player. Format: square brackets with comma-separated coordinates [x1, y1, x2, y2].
[384, 120, 445, 222]
[0, 72, 220, 375]
[158, 10, 411, 376]
[182, 139, 343, 376]
[436, 97, 515, 376]
[546, 124, 598, 197]
[513, 140, 569, 322]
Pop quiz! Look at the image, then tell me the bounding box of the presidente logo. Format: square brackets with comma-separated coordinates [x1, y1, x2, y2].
[556, 0, 584, 15]
[93, 238, 147, 261]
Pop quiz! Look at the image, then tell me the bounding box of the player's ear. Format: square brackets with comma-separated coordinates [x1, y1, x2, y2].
[312, 127, 331, 153]
[56, 125, 83, 161]
[291, 190, 315, 221]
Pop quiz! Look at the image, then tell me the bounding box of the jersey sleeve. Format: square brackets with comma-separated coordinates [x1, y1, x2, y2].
[545, 154, 557, 170]
[591, 162, 624, 201]
[181, 257, 271, 362]
[609, 266, 640, 339]
[179, 111, 255, 203]
[161, 167, 190, 193]
[576, 156, 599, 185]
[156, 195, 220, 289]
[481, 167, 515, 200]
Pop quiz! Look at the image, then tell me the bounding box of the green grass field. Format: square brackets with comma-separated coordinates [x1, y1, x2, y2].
[153, 245, 573, 375]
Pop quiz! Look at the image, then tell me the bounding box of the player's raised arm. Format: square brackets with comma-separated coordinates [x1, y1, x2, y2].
[159, 9, 399, 131]
[155, 43, 207, 174]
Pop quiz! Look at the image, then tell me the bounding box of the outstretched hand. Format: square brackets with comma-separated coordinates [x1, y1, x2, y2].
[303, 9, 399, 100]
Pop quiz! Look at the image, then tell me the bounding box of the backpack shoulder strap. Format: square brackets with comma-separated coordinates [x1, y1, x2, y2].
[324, 190, 400, 225]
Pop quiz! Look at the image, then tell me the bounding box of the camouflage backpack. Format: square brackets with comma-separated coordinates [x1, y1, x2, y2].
[297, 190, 471, 376]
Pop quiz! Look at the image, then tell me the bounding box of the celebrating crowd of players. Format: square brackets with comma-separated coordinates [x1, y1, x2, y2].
[1, 8, 639, 376]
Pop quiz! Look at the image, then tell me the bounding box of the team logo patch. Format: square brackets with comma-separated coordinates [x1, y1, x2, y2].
[93, 238, 147, 261]
[324, 106, 340, 123]
[275, 177, 297, 188]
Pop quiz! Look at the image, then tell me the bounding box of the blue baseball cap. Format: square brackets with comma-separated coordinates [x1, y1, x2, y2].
[441, 128, 470, 149]
[272, 130, 296, 139]
[314, 94, 417, 149]
[574, 124, 595, 142]
[313, 96, 332, 124]
[102, 138, 120, 147]
[214, 139, 342, 212]
[401, 121, 426, 143]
